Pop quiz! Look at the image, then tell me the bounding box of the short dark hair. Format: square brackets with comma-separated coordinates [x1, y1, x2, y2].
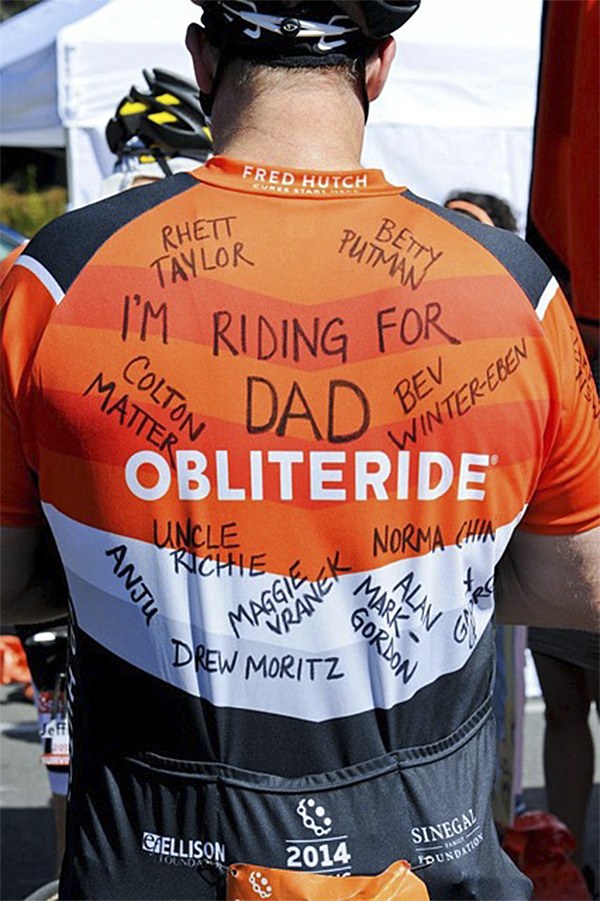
[444, 191, 517, 232]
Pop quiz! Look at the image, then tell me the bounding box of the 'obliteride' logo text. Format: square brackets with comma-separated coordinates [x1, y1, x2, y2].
[125, 449, 491, 503]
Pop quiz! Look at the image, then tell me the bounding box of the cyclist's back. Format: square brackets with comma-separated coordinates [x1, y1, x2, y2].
[1, 3, 598, 899]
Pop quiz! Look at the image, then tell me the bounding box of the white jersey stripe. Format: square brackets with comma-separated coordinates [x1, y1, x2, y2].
[535, 276, 559, 321]
[14, 254, 65, 305]
[43, 503, 525, 721]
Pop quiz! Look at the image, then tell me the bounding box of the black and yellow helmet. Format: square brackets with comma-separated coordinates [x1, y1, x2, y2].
[106, 68, 212, 164]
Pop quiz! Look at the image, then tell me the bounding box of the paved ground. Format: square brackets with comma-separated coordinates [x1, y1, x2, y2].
[1, 684, 598, 900]
[1, 686, 56, 900]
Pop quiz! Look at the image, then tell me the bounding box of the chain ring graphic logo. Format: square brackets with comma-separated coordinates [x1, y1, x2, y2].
[249, 870, 272, 898]
[296, 797, 333, 837]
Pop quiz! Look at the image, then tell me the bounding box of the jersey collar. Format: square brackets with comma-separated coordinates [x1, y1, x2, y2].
[193, 155, 403, 198]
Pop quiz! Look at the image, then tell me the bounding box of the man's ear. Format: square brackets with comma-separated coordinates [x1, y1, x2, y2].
[186, 23, 216, 94]
[365, 36, 396, 102]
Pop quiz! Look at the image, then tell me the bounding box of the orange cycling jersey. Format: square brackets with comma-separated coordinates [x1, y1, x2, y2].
[1, 157, 598, 900]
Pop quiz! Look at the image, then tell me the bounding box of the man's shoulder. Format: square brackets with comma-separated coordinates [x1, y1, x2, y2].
[20, 173, 198, 298]
[401, 190, 552, 313]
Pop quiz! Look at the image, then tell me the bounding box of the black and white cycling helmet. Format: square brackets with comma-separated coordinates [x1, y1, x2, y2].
[193, 1, 420, 66]
[106, 68, 212, 174]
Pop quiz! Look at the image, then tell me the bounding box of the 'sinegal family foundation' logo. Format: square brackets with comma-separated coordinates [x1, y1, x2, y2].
[410, 808, 484, 867]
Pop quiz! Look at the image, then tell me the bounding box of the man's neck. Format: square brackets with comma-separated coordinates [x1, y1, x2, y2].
[211, 76, 366, 171]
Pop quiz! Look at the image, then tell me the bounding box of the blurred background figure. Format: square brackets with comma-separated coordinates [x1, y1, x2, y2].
[444, 191, 518, 232]
[528, 631, 598, 874]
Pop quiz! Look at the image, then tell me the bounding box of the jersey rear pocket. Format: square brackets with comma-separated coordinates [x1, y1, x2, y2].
[60, 697, 530, 900]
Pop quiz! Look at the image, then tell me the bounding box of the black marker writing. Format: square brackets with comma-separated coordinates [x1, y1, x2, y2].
[388, 339, 527, 450]
[246, 376, 370, 442]
[244, 654, 344, 682]
[353, 572, 442, 635]
[162, 216, 236, 251]
[372, 522, 445, 558]
[350, 607, 419, 682]
[394, 357, 444, 415]
[153, 519, 240, 551]
[150, 244, 254, 287]
[455, 519, 495, 548]
[105, 544, 158, 626]
[122, 294, 168, 344]
[213, 310, 348, 363]
[84, 372, 179, 467]
[376, 304, 460, 352]
[170, 550, 267, 579]
[228, 553, 350, 639]
[171, 639, 238, 674]
[338, 218, 443, 290]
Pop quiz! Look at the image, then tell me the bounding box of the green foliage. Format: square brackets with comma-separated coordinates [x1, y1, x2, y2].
[1, 4, 65, 233]
[25, 163, 37, 193]
[0, 184, 67, 237]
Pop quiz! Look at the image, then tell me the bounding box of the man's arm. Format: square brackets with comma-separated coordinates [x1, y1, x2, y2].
[495, 527, 600, 630]
[1, 525, 69, 625]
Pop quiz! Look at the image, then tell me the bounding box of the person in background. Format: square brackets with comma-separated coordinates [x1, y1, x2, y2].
[444, 191, 518, 233]
[529, 629, 599, 881]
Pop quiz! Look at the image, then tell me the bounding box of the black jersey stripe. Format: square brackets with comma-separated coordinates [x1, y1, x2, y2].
[402, 189, 554, 312]
[73, 621, 493, 779]
[23, 173, 198, 295]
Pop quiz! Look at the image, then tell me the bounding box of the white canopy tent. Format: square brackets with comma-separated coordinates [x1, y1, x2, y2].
[1, 0, 543, 227]
[0, 0, 107, 147]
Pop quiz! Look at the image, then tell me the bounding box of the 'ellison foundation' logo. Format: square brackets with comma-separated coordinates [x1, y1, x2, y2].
[142, 831, 226, 868]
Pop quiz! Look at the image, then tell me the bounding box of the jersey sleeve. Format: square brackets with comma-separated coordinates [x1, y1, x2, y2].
[1, 254, 55, 527]
[521, 285, 600, 534]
